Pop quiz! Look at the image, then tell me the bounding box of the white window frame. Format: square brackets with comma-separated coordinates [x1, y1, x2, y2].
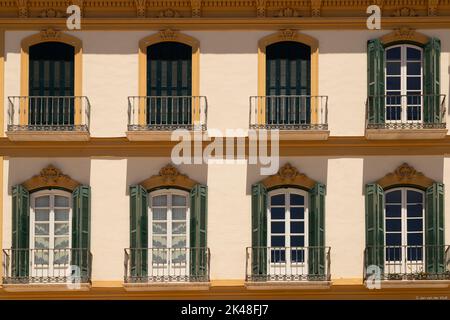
[267, 188, 308, 277]
[148, 189, 190, 278]
[384, 187, 425, 274]
[29, 189, 72, 278]
[385, 44, 423, 124]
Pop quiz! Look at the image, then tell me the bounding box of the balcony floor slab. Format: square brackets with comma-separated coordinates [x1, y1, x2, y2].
[365, 128, 448, 140]
[6, 131, 90, 141]
[245, 280, 331, 290]
[123, 282, 211, 291]
[1, 283, 92, 292]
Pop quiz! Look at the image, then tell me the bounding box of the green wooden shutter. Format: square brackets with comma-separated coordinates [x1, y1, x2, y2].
[129, 185, 148, 278]
[423, 38, 441, 124]
[308, 183, 326, 279]
[11, 185, 30, 278]
[425, 182, 445, 274]
[365, 184, 385, 272]
[71, 185, 91, 278]
[251, 183, 267, 279]
[367, 39, 385, 124]
[190, 184, 208, 280]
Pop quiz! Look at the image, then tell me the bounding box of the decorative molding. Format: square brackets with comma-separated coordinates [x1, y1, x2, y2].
[274, 8, 300, 17]
[311, 0, 321, 17]
[157, 9, 181, 18]
[379, 27, 430, 45]
[16, 0, 28, 18]
[140, 164, 198, 191]
[392, 7, 418, 17]
[256, 0, 266, 17]
[191, 0, 201, 18]
[135, 0, 146, 18]
[376, 163, 435, 190]
[428, 0, 439, 16]
[39, 27, 61, 41]
[158, 28, 178, 41]
[22, 165, 81, 192]
[261, 163, 317, 191]
[39, 9, 65, 19]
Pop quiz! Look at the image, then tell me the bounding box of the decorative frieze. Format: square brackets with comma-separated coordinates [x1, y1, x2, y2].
[274, 7, 300, 17]
[392, 7, 418, 17]
[428, 0, 439, 16]
[16, 0, 28, 18]
[157, 9, 181, 18]
[22, 165, 81, 192]
[140, 164, 198, 191]
[158, 28, 178, 41]
[39, 9, 65, 18]
[377, 163, 434, 189]
[191, 0, 201, 17]
[261, 163, 317, 191]
[40, 27, 61, 41]
[311, 0, 321, 17]
[135, 0, 146, 18]
[256, 0, 266, 17]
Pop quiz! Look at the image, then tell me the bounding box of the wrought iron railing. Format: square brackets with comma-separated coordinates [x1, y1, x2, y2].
[124, 247, 210, 283]
[127, 96, 207, 131]
[7, 96, 91, 132]
[249, 95, 328, 130]
[363, 245, 450, 281]
[2, 248, 92, 285]
[366, 94, 446, 129]
[245, 246, 331, 282]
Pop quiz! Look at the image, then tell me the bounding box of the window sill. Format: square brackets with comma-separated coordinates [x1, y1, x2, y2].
[1, 283, 92, 292]
[364, 280, 450, 289]
[245, 280, 331, 290]
[126, 130, 203, 141]
[123, 281, 211, 291]
[6, 130, 90, 141]
[365, 128, 448, 140]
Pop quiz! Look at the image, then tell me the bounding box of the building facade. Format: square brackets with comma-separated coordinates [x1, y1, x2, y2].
[0, 0, 450, 299]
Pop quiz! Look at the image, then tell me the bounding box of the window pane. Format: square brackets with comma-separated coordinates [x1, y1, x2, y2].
[290, 221, 304, 234]
[290, 235, 304, 247]
[55, 209, 69, 221]
[386, 204, 401, 217]
[386, 47, 401, 60]
[291, 249, 305, 263]
[54, 251, 69, 265]
[386, 247, 402, 261]
[407, 62, 421, 76]
[271, 236, 285, 247]
[152, 195, 167, 207]
[407, 233, 423, 246]
[35, 196, 50, 208]
[407, 77, 421, 91]
[386, 233, 401, 246]
[407, 247, 423, 261]
[386, 219, 401, 232]
[271, 194, 285, 206]
[54, 195, 69, 207]
[290, 207, 304, 219]
[34, 251, 49, 265]
[407, 219, 423, 232]
[152, 208, 167, 220]
[55, 223, 69, 235]
[35, 223, 49, 235]
[172, 222, 186, 234]
[171, 235, 186, 248]
[386, 77, 401, 90]
[172, 208, 186, 220]
[35, 209, 49, 221]
[386, 62, 401, 75]
[152, 222, 167, 235]
[54, 237, 70, 249]
[407, 204, 423, 217]
[407, 191, 423, 203]
[290, 194, 304, 206]
[271, 249, 286, 263]
[271, 222, 285, 234]
[152, 236, 167, 247]
[271, 207, 285, 220]
[407, 47, 421, 60]
[172, 195, 186, 207]
[386, 190, 401, 203]
[35, 237, 49, 249]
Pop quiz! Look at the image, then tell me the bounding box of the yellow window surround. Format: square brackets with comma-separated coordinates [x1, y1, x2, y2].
[20, 164, 81, 193]
[257, 29, 319, 126]
[138, 30, 200, 127]
[20, 28, 83, 126]
[376, 163, 435, 190]
[138, 163, 199, 192]
[259, 163, 318, 191]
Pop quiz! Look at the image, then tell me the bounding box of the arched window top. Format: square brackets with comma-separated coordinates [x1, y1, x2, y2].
[147, 41, 192, 57]
[259, 163, 317, 191]
[266, 41, 311, 58]
[20, 165, 81, 193]
[139, 164, 199, 192]
[379, 28, 430, 47]
[376, 163, 435, 191]
[139, 30, 199, 53]
[21, 29, 82, 54]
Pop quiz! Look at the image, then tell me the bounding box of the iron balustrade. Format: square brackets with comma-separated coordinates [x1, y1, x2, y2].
[366, 94, 446, 129]
[2, 248, 92, 284]
[249, 95, 328, 130]
[363, 245, 450, 281]
[7, 96, 91, 132]
[124, 247, 210, 283]
[127, 96, 207, 131]
[245, 246, 331, 282]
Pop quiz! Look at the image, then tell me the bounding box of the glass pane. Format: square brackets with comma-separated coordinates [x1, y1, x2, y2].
[386, 77, 401, 90]
[290, 194, 304, 206]
[152, 195, 167, 207]
[172, 250, 186, 264]
[407, 219, 423, 232]
[35, 196, 50, 208]
[35, 223, 49, 235]
[386, 233, 401, 246]
[290, 235, 304, 247]
[271, 222, 285, 234]
[270, 207, 285, 220]
[290, 207, 304, 219]
[34, 251, 49, 265]
[386, 219, 401, 232]
[290, 221, 304, 234]
[271, 249, 286, 263]
[407, 247, 423, 261]
[172, 208, 186, 220]
[386, 47, 401, 60]
[386, 204, 401, 217]
[270, 194, 285, 206]
[386, 62, 401, 75]
[407, 62, 421, 76]
[407, 77, 421, 91]
[271, 236, 285, 247]
[152, 222, 167, 234]
[152, 208, 167, 220]
[172, 235, 186, 248]
[34, 237, 49, 249]
[55, 209, 69, 221]
[386, 106, 401, 121]
[386, 247, 401, 262]
[407, 204, 423, 218]
[152, 250, 167, 265]
[55, 223, 69, 235]
[35, 209, 50, 221]
[407, 191, 423, 203]
[407, 233, 423, 246]
[386, 190, 401, 203]
[291, 249, 305, 263]
[54, 237, 70, 249]
[54, 251, 69, 265]
[172, 222, 186, 234]
[172, 195, 186, 206]
[407, 47, 421, 60]
[54, 195, 69, 207]
[152, 236, 167, 247]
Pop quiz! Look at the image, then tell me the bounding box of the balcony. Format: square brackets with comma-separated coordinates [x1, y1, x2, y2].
[245, 246, 331, 290]
[126, 96, 208, 141]
[365, 94, 447, 139]
[6, 96, 91, 141]
[123, 247, 211, 291]
[2, 248, 92, 291]
[249, 95, 329, 140]
[363, 245, 450, 288]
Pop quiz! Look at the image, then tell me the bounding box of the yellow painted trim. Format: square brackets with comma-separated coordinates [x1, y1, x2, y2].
[257, 30, 319, 124]
[260, 163, 317, 191]
[21, 164, 81, 193]
[0, 29, 4, 280]
[139, 163, 198, 191]
[138, 30, 200, 125]
[376, 163, 435, 190]
[379, 27, 430, 46]
[20, 29, 83, 125]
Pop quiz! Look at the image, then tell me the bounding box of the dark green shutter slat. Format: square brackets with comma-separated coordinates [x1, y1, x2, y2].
[425, 182, 445, 274]
[251, 183, 267, 278]
[308, 183, 326, 279]
[11, 185, 30, 278]
[423, 38, 441, 124]
[129, 185, 148, 278]
[71, 185, 91, 277]
[365, 183, 384, 272]
[190, 184, 208, 280]
[367, 39, 385, 124]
